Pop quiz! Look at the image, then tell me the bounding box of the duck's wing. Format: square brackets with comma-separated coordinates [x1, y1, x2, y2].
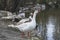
[17, 18, 32, 25]
[8, 22, 29, 28]
[17, 21, 35, 32]
[17, 22, 30, 29]
[24, 19, 32, 23]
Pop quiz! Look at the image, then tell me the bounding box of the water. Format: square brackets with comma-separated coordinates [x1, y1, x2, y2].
[38, 9, 60, 40]
[46, 16, 55, 40]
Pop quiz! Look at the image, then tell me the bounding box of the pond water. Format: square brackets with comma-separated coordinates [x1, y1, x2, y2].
[37, 9, 60, 40]
[46, 16, 55, 40]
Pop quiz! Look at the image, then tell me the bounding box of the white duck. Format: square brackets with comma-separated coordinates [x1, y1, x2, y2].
[1, 12, 16, 19]
[8, 10, 39, 38]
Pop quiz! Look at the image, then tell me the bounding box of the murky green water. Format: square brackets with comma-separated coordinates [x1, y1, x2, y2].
[37, 9, 60, 40]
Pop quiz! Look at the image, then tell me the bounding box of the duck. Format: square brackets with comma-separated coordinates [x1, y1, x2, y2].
[1, 12, 16, 20]
[1, 15, 16, 20]
[11, 12, 25, 22]
[8, 10, 39, 38]
[16, 12, 25, 19]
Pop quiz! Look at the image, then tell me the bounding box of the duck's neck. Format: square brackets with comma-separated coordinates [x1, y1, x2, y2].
[32, 12, 37, 22]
